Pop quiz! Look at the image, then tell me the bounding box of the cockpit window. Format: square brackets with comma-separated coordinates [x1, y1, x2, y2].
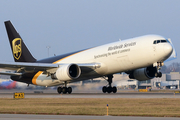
[157, 40, 160, 43]
[161, 40, 167, 43]
[153, 39, 169, 44]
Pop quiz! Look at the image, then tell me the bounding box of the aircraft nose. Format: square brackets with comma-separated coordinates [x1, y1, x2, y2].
[164, 43, 173, 55]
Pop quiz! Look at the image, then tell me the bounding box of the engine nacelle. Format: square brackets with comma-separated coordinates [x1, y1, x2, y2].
[129, 66, 157, 81]
[51, 64, 81, 81]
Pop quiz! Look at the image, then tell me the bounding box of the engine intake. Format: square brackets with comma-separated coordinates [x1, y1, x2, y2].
[129, 66, 157, 81]
[51, 64, 81, 81]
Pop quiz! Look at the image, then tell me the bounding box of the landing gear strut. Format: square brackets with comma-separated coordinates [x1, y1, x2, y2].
[102, 75, 117, 93]
[154, 62, 163, 78]
[57, 82, 72, 94]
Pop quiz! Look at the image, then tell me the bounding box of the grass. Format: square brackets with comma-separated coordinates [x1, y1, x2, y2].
[0, 98, 180, 117]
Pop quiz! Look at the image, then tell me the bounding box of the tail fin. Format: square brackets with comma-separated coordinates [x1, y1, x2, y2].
[4, 21, 36, 62]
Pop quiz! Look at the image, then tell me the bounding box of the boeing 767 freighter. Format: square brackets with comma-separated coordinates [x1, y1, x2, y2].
[0, 21, 176, 94]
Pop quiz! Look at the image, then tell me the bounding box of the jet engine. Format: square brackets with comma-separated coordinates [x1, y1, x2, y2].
[129, 66, 157, 81]
[51, 64, 81, 81]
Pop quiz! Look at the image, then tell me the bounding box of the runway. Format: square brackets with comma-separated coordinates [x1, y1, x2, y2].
[1, 114, 180, 120]
[0, 89, 180, 98]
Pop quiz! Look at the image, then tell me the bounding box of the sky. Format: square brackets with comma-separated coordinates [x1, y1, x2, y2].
[0, 0, 180, 66]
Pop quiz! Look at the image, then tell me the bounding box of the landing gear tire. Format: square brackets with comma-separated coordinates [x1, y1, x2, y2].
[57, 87, 62, 94]
[155, 72, 162, 78]
[107, 86, 112, 93]
[112, 86, 117, 93]
[67, 87, 72, 94]
[102, 86, 107, 93]
[62, 87, 67, 94]
[158, 72, 162, 77]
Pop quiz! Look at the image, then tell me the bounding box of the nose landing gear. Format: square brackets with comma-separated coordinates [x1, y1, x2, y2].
[154, 62, 163, 78]
[102, 75, 117, 93]
[155, 72, 162, 78]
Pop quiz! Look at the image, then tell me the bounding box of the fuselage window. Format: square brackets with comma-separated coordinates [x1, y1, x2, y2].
[153, 40, 157, 44]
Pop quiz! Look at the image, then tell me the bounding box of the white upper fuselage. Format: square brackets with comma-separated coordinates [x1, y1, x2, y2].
[35, 34, 173, 86]
[57, 35, 172, 73]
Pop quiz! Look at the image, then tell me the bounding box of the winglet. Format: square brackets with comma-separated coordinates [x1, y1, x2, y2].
[4, 21, 36, 62]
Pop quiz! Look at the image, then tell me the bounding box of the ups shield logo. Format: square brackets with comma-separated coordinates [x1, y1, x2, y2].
[12, 38, 22, 60]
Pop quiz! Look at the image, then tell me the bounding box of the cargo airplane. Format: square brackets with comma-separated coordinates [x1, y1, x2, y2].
[0, 21, 176, 94]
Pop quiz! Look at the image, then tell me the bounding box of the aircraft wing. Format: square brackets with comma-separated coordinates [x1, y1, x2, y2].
[0, 62, 101, 75]
[0, 71, 22, 76]
[0, 62, 59, 71]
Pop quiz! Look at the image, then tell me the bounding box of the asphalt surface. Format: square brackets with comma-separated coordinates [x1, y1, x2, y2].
[1, 114, 180, 120]
[0, 89, 180, 98]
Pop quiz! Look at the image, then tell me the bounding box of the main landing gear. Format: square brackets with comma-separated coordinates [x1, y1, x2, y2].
[57, 82, 72, 94]
[102, 75, 117, 93]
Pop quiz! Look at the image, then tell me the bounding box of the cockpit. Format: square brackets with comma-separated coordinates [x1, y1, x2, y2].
[153, 39, 170, 44]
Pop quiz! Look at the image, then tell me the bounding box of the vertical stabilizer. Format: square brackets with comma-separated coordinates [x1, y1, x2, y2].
[4, 21, 36, 62]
